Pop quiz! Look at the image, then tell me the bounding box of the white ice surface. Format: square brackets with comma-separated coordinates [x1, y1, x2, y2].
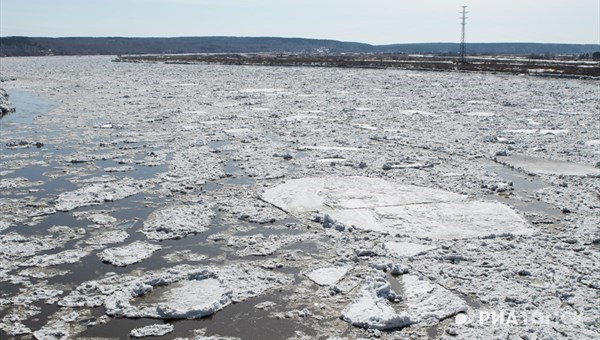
[400, 274, 467, 324]
[584, 139, 600, 146]
[297, 146, 361, 151]
[130, 324, 174, 338]
[155, 278, 231, 319]
[384, 242, 437, 257]
[341, 272, 411, 330]
[20, 249, 89, 267]
[398, 109, 436, 116]
[86, 230, 129, 246]
[98, 241, 161, 266]
[463, 111, 496, 117]
[305, 266, 351, 286]
[352, 123, 378, 130]
[262, 177, 463, 213]
[142, 203, 214, 240]
[104, 166, 134, 172]
[315, 158, 348, 163]
[503, 129, 538, 134]
[262, 177, 531, 239]
[60, 264, 292, 320]
[341, 272, 467, 330]
[497, 155, 600, 176]
[87, 214, 117, 225]
[55, 177, 143, 211]
[32, 322, 69, 340]
[282, 113, 319, 121]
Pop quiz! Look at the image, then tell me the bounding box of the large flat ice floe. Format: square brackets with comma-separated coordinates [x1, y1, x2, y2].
[262, 177, 532, 239]
[262, 177, 463, 213]
[496, 155, 600, 176]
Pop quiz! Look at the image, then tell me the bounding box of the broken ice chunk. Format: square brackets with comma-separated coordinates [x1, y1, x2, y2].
[341, 272, 411, 330]
[400, 274, 467, 324]
[20, 249, 89, 267]
[98, 241, 161, 266]
[305, 266, 351, 286]
[130, 324, 174, 338]
[55, 177, 144, 211]
[156, 279, 232, 319]
[142, 203, 214, 240]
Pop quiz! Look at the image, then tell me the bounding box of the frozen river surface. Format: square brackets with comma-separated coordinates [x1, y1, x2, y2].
[0, 56, 598, 339]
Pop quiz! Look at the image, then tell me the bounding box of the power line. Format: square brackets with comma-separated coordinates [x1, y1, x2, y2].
[460, 6, 468, 63]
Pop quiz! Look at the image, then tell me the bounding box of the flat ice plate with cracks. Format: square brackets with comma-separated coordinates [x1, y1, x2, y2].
[262, 176, 533, 239]
[496, 155, 600, 176]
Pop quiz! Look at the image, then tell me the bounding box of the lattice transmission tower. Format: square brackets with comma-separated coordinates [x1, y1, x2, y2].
[460, 6, 468, 63]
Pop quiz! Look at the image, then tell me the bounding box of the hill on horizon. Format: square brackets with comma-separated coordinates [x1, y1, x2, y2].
[1, 36, 598, 57]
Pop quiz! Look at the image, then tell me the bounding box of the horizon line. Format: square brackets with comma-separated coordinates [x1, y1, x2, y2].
[1, 35, 598, 46]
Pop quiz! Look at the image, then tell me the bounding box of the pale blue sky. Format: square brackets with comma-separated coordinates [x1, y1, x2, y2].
[1, 0, 598, 44]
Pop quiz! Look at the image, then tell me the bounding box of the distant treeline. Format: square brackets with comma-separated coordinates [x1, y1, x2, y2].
[1, 36, 598, 57]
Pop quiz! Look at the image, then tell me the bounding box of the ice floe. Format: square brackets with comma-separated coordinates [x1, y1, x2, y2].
[262, 176, 463, 213]
[85, 230, 129, 246]
[384, 242, 437, 257]
[59, 263, 292, 321]
[341, 272, 410, 330]
[103, 166, 134, 172]
[262, 176, 531, 239]
[341, 272, 467, 330]
[497, 154, 600, 176]
[297, 145, 361, 151]
[584, 139, 600, 146]
[32, 322, 69, 340]
[219, 195, 287, 224]
[330, 201, 532, 239]
[87, 213, 117, 225]
[55, 177, 145, 211]
[154, 278, 231, 319]
[400, 274, 467, 324]
[226, 234, 308, 257]
[305, 266, 351, 286]
[98, 241, 161, 266]
[20, 249, 89, 267]
[165, 146, 223, 191]
[130, 323, 174, 338]
[142, 203, 215, 240]
[1, 233, 63, 260]
[463, 111, 496, 117]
